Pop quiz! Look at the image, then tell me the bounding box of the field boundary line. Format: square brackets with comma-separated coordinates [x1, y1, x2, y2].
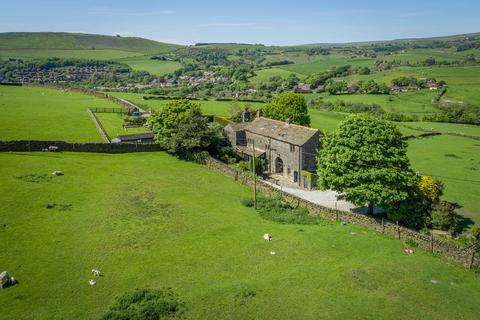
[86, 108, 110, 143]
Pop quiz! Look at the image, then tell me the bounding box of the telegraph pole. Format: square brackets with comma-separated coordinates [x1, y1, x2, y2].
[252, 139, 257, 209]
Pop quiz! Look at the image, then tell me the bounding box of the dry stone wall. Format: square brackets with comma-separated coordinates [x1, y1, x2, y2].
[205, 157, 480, 268]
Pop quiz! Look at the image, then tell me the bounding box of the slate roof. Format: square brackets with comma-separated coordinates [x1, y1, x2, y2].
[116, 132, 155, 142]
[244, 117, 318, 146]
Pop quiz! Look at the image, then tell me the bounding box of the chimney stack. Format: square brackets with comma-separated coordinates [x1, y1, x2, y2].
[256, 109, 263, 118]
[286, 117, 292, 125]
[242, 111, 252, 123]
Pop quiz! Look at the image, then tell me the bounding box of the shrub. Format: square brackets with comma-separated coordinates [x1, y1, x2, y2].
[471, 226, 480, 242]
[253, 197, 324, 225]
[240, 198, 254, 207]
[101, 288, 185, 320]
[404, 239, 418, 248]
[418, 176, 443, 203]
[431, 201, 461, 234]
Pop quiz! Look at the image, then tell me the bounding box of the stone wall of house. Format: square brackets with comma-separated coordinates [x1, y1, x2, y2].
[205, 156, 480, 268]
[246, 131, 302, 184]
[301, 131, 320, 172]
[0, 140, 163, 153]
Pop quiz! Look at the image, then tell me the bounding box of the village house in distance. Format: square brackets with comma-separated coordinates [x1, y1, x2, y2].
[224, 111, 320, 189]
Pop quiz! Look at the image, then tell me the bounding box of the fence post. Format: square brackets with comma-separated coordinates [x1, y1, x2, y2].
[430, 232, 434, 253]
[382, 217, 385, 234]
[396, 221, 401, 240]
[470, 250, 476, 269]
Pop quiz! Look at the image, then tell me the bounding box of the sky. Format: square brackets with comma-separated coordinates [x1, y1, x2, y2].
[1, 0, 479, 45]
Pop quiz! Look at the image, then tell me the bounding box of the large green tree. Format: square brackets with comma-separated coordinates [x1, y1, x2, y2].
[148, 100, 217, 156]
[317, 114, 422, 224]
[263, 92, 310, 126]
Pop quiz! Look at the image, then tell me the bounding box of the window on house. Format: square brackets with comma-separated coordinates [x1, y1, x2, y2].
[290, 144, 295, 152]
[287, 167, 291, 174]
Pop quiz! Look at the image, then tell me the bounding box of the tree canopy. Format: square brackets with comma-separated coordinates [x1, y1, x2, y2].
[262, 92, 310, 126]
[317, 114, 421, 224]
[148, 100, 218, 157]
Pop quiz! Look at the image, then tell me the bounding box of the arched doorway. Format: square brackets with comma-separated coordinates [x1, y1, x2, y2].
[275, 157, 284, 174]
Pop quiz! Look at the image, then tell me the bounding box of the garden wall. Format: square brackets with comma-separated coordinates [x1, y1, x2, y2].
[205, 157, 480, 268]
[0, 140, 163, 153]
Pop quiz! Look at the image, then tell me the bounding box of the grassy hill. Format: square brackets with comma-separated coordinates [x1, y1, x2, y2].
[0, 32, 182, 53]
[300, 32, 480, 48]
[2, 151, 480, 319]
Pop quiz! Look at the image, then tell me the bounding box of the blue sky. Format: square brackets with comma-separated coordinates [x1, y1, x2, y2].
[1, 0, 479, 45]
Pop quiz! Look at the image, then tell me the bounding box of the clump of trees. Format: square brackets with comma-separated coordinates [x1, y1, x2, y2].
[317, 115, 466, 231]
[263, 92, 310, 126]
[317, 114, 420, 223]
[148, 100, 228, 161]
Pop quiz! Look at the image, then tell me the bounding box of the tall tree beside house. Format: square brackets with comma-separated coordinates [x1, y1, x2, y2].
[263, 92, 310, 126]
[317, 114, 427, 228]
[148, 100, 218, 158]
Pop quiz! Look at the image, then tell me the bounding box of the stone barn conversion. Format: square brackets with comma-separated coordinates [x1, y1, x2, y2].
[225, 111, 320, 189]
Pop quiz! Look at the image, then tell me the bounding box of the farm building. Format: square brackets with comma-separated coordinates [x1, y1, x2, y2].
[111, 132, 155, 143]
[225, 111, 320, 189]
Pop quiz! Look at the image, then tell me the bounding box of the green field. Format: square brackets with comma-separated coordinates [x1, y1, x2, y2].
[407, 135, 480, 222]
[0, 32, 182, 54]
[94, 113, 149, 139]
[0, 86, 121, 142]
[2, 151, 480, 319]
[307, 91, 439, 115]
[342, 66, 480, 106]
[401, 122, 480, 137]
[249, 68, 304, 84]
[108, 92, 264, 117]
[117, 56, 182, 76]
[0, 49, 143, 60]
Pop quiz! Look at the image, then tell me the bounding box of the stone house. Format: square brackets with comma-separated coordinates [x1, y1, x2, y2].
[225, 112, 320, 189]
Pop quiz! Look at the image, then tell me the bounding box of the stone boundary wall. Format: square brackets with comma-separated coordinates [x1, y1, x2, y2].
[205, 157, 480, 268]
[403, 125, 480, 141]
[27, 84, 143, 114]
[0, 140, 163, 153]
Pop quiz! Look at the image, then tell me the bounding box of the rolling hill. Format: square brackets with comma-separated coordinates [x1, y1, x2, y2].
[0, 32, 182, 53]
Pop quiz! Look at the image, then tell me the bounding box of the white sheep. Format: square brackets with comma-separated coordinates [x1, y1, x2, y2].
[91, 269, 101, 277]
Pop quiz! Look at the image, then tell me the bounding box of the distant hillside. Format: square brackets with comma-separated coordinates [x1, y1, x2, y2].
[0, 32, 182, 54]
[300, 32, 480, 48]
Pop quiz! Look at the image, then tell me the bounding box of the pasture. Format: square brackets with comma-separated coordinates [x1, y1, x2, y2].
[94, 113, 149, 139]
[342, 66, 480, 106]
[2, 151, 480, 319]
[0, 85, 120, 142]
[116, 56, 182, 76]
[307, 91, 439, 115]
[407, 135, 480, 222]
[249, 68, 304, 84]
[0, 49, 142, 60]
[107, 92, 264, 117]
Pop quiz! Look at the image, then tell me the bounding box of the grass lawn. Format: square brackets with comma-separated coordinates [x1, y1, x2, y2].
[116, 56, 182, 76]
[107, 92, 264, 118]
[94, 113, 149, 139]
[407, 135, 480, 222]
[0, 86, 122, 142]
[1, 151, 480, 319]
